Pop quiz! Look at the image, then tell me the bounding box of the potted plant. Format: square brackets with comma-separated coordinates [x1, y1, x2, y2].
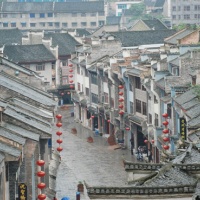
[77, 181, 84, 192]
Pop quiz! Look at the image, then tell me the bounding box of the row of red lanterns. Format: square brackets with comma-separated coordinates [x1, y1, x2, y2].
[162, 113, 170, 150]
[118, 85, 124, 116]
[68, 63, 74, 89]
[56, 114, 63, 152]
[36, 160, 46, 200]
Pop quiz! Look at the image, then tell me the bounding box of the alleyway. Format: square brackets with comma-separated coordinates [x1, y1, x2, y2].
[53, 106, 136, 200]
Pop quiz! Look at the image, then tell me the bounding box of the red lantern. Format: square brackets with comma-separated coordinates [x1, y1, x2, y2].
[144, 139, 148, 144]
[162, 113, 168, 118]
[69, 64, 73, 67]
[91, 115, 95, 119]
[38, 194, 46, 200]
[56, 114, 62, 120]
[118, 85, 123, 89]
[107, 119, 110, 123]
[119, 98, 124, 102]
[57, 139, 63, 144]
[69, 74, 73, 78]
[151, 140, 154, 144]
[69, 69, 73, 72]
[61, 92, 64, 96]
[67, 92, 71, 94]
[36, 160, 45, 166]
[162, 121, 169, 126]
[125, 127, 130, 131]
[56, 122, 62, 128]
[163, 129, 169, 134]
[57, 146, 63, 152]
[69, 80, 73, 83]
[56, 131, 62, 136]
[163, 145, 169, 150]
[163, 137, 170, 142]
[119, 91, 123, 95]
[37, 171, 45, 177]
[119, 104, 123, 109]
[119, 110, 124, 115]
[37, 182, 46, 189]
[70, 85, 74, 89]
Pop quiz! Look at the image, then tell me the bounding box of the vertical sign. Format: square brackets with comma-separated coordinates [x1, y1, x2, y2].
[180, 118, 187, 140]
[18, 183, 27, 200]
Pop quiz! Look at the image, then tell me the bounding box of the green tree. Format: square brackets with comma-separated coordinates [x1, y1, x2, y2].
[130, 3, 145, 20]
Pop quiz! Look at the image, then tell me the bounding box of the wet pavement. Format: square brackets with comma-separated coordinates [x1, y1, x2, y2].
[53, 106, 136, 200]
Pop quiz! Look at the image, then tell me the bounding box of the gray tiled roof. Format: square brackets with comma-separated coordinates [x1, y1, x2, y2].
[127, 68, 142, 76]
[182, 149, 200, 164]
[174, 89, 197, 106]
[4, 107, 52, 134]
[170, 57, 179, 66]
[142, 166, 196, 187]
[143, 19, 168, 30]
[0, 141, 21, 157]
[154, 0, 165, 7]
[155, 78, 165, 89]
[182, 98, 200, 110]
[75, 29, 91, 37]
[160, 95, 171, 103]
[45, 33, 80, 56]
[4, 44, 56, 64]
[188, 115, 200, 128]
[0, 28, 22, 47]
[0, 73, 56, 106]
[110, 30, 176, 47]
[106, 16, 121, 25]
[9, 98, 53, 119]
[54, 1, 104, 12]
[165, 29, 195, 45]
[186, 104, 200, 118]
[0, 127, 26, 145]
[2, 123, 40, 141]
[1, 2, 53, 12]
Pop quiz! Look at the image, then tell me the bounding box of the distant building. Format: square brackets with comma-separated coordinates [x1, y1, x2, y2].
[0, 1, 105, 30]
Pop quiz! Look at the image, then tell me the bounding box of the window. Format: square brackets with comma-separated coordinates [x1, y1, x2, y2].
[184, 6, 190, 11]
[142, 102, 147, 115]
[154, 96, 158, 104]
[72, 22, 77, 27]
[194, 5, 200, 11]
[99, 21, 104, 26]
[184, 15, 190, 19]
[20, 14, 26, 18]
[142, 85, 146, 91]
[148, 114, 152, 124]
[172, 6, 176, 11]
[172, 15, 176, 19]
[86, 87, 89, 96]
[72, 13, 77, 17]
[91, 22, 96, 26]
[81, 22, 87, 27]
[55, 22, 60, 28]
[104, 92, 109, 103]
[85, 69, 88, 77]
[90, 13, 96, 17]
[3, 22, 8, 27]
[178, 6, 181, 11]
[172, 67, 179, 76]
[36, 64, 45, 71]
[129, 83, 133, 92]
[81, 13, 86, 17]
[30, 23, 36, 27]
[167, 104, 172, 118]
[10, 14, 16, 18]
[40, 13, 45, 18]
[130, 102, 133, 113]
[136, 99, 141, 113]
[48, 13, 53, 17]
[11, 22, 16, 27]
[91, 93, 98, 104]
[98, 12, 104, 16]
[30, 13, 35, 18]
[21, 22, 26, 27]
[155, 113, 158, 126]
[135, 77, 141, 89]
[118, 4, 127, 9]
[192, 76, 196, 85]
[62, 23, 67, 27]
[78, 82, 81, 91]
[48, 22, 53, 26]
[91, 73, 97, 85]
[39, 22, 45, 27]
[3, 14, 7, 18]
[111, 98, 114, 108]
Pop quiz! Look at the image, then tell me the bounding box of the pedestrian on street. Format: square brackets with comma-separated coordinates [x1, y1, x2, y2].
[130, 137, 134, 155]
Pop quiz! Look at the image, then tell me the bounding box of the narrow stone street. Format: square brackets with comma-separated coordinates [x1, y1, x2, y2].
[52, 106, 136, 200]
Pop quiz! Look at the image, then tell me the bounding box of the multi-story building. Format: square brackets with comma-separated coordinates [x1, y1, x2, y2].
[163, 0, 200, 26]
[0, 1, 105, 30]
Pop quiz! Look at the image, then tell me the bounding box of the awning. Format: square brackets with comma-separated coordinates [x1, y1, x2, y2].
[80, 98, 87, 107]
[160, 95, 171, 103]
[129, 114, 144, 125]
[87, 105, 97, 113]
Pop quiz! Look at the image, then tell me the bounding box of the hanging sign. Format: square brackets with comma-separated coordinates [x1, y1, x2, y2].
[18, 183, 27, 200]
[180, 118, 187, 140]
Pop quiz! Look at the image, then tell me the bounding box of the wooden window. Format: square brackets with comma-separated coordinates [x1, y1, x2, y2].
[154, 96, 158, 104]
[104, 92, 109, 103]
[91, 93, 98, 104]
[136, 99, 141, 113]
[167, 104, 172, 118]
[129, 83, 133, 91]
[130, 102, 133, 113]
[148, 114, 152, 124]
[155, 113, 158, 126]
[85, 87, 89, 96]
[142, 102, 147, 115]
[135, 77, 141, 89]
[36, 64, 45, 71]
[78, 83, 81, 91]
[91, 73, 98, 85]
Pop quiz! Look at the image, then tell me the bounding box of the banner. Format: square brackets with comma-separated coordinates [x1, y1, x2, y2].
[180, 118, 187, 140]
[18, 183, 27, 200]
